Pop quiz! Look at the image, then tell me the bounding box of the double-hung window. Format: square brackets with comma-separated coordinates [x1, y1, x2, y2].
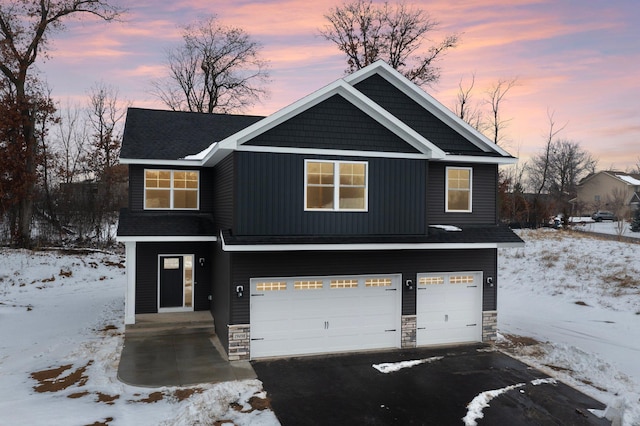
[446, 167, 472, 212]
[145, 170, 199, 210]
[305, 160, 368, 211]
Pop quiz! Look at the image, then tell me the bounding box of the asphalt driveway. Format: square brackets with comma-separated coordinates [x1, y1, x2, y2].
[252, 345, 608, 425]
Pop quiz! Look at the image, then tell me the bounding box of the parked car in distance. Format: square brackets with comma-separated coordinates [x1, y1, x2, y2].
[591, 211, 618, 222]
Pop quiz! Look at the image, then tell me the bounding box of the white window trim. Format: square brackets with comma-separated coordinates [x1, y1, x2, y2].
[144, 169, 200, 210]
[304, 159, 368, 212]
[445, 166, 473, 213]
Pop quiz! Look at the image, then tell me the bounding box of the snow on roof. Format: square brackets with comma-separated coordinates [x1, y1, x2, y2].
[616, 174, 640, 185]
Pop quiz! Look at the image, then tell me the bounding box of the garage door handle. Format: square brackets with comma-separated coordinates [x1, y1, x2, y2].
[385, 329, 396, 332]
[466, 324, 477, 327]
[417, 327, 426, 330]
[467, 285, 478, 288]
[251, 294, 265, 297]
[251, 338, 264, 341]
[385, 288, 397, 291]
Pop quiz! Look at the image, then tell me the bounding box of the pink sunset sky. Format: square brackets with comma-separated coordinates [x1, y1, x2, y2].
[40, 0, 639, 170]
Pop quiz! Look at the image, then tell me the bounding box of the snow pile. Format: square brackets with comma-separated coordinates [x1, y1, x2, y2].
[372, 356, 443, 373]
[462, 378, 558, 426]
[429, 224, 462, 231]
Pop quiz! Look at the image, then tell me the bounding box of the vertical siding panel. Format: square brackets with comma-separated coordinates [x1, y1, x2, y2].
[213, 153, 234, 231]
[234, 152, 427, 236]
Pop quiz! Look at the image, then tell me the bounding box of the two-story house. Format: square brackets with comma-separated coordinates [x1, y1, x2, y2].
[573, 170, 640, 218]
[117, 61, 523, 361]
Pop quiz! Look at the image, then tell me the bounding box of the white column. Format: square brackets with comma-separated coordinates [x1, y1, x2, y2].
[124, 241, 137, 325]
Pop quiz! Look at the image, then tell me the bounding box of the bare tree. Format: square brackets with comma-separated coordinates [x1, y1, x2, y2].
[0, 0, 123, 247]
[608, 188, 628, 237]
[152, 15, 270, 113]
[527, 110, 567, 195]
[454, 73, 483, 131]
[320, 0, 459, 86]
[485, 78, 518, 146]
[54, 101, 88, 185]
[85, 82, 128, 244]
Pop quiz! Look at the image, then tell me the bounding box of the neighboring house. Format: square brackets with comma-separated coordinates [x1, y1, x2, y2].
[116, 61, 524, 361]
[573, 171, 640, 217]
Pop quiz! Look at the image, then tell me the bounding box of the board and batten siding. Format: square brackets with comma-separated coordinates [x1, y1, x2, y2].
[427, 162, 498, 225]
[128, 164, 214, 213]
[227, 248, 497, 326]
[212, 153, 235, 231]
[234, 151, 426, 236]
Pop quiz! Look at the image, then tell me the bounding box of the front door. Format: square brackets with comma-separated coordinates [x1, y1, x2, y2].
[159, 255, 194, 311]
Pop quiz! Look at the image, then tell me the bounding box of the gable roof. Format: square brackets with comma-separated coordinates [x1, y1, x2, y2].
[121, 61, 516, 166]
[578, 170, 640, 187]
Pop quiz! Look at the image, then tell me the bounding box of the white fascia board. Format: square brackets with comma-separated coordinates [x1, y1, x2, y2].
[116, 235, 217, 243]
[201, 79, 447, 165]
[440, 155, 519, 165]
[222, 241, 523, 251]
[119, 158, 201, 167]
[345, 61, 515, 158]
[236, 144, 427, 159]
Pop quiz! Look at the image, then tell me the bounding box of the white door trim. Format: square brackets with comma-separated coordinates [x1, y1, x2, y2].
[157, 254, 195, 313]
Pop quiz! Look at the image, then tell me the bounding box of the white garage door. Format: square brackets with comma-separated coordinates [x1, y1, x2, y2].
[416, 272, 483, 346]
[250, 274, 401, 359]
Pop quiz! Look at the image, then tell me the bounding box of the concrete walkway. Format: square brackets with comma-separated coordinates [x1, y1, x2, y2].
[117, 311, 256, 387]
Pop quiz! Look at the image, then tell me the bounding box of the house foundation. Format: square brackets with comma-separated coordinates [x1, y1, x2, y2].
[482, 310, 498, 342]
[228, 324, 250, 361]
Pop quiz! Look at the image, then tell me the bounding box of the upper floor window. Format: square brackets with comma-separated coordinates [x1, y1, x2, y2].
[305, 160, 368, 211]
[446, 167, 472, 212]
[145, 170, 199, 210]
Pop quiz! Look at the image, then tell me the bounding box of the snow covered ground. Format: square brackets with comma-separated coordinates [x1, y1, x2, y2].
[499, 228, 640, 425]
[0, 249, 278, 426]
[1, 226, 638, 425]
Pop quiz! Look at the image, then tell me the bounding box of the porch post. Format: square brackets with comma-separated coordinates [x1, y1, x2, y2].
[124, 241, 137, 325]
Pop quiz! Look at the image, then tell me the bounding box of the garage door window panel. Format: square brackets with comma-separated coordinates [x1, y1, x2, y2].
[366, 278, 392, 287]
[330, 279, 359, 289]
[294, 280, 323, 290]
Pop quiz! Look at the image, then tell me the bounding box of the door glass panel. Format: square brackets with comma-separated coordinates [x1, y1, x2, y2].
[163, 258, 180, 269]
[184, 256, 193, 308]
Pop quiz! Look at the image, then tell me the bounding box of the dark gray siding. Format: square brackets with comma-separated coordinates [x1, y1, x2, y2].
[228, 248, 497, 324]
[246, 94, 420, 153]
[234, 151, 426, 236]
[135, 242, 213, 314]
[128, 165, 214, 213]
[427, 162, 498, 225]
[212, 241, 231, 351]
[354, 74, 483, 154]
[212, 153, 235, 231]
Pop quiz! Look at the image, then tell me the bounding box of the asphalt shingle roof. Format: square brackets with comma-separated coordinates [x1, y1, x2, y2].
[220, 225, 524, 246]
[120, 108, 264, 160]
[117, 209, 216, 237]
